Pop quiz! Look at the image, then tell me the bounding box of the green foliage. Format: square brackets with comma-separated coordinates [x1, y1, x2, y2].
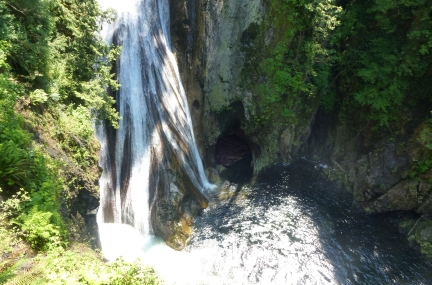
[242, 0, 341, 131]
[0, 0, 120, 252]
[409, 120, 432, 178]
[13, 206, 61, 251]
[0, 0, 120, 127]
[0, 141, 32, 188]
[0, 259, 33, 285]
[0, 80, 65, 249]
[1, 187, 63, 251]
[29, 89, 49, 105]
[36, 247, 162, 285]
[0, 58, 29, 188]
[0, 70, 35, 192]
[0, 1, 53, 88]
[107, 259, 160, 285]
[0, 188, 30, 218]
[3, 265, 44, 285]
[241, 0, 432, 136]
[335, 0, 432, 129]
[47, 0, 121, 127]
[418, 121, 432, 151]
[0, 217, 162, 285]
[56, 105, 96, 168]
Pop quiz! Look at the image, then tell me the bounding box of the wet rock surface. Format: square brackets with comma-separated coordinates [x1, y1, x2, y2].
[151, 168, 209, 251]
[170, 0, 316, 173]
[307, 113, 432, 256]
[363, 180, 432, 214]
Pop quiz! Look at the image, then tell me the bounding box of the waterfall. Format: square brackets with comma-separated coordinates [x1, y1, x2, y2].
[97, 0, 213, 239]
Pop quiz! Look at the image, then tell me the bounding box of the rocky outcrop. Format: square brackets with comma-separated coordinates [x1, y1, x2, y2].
[399, 218, 432, 257]
[307, 111, 432, 256]
[170, 0, 263, 160]
[362, 180, 432, 214]
[309, 122, 432, 214]
[170, 0, 317, 173]
[151, 169, 207, 250]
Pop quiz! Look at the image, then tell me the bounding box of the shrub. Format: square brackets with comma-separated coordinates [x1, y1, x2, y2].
[13, 206, 61, 251]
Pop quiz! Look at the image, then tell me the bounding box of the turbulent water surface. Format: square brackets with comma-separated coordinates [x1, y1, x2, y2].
[185, 160, 432, 284]
[100, 160, 432, 285]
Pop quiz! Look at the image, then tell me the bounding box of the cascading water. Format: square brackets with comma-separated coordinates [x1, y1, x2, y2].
[97, 0, 212, 237]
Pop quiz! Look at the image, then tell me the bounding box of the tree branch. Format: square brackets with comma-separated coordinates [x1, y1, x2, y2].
[5, 2, 26, 17]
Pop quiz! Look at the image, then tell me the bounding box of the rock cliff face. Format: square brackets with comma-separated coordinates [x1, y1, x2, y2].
[169, 0, 432, 256]
[170, 0, 317, 173]
[307, 111, 432, 256]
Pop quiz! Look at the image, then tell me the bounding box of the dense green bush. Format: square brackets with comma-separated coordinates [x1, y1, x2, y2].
[241, 0, 431, 135]
[242, 0, 341, 131]
[0, 0, 120, 126]
[36, 249, 162, 284]
[0, 0, 120, 251]
[0, 233, 162, 284]
[334, 0, 432, 129]
[14, 206, 62, 251]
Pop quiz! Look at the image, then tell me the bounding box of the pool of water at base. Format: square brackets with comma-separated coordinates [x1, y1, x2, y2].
[99, 160, 432, 285]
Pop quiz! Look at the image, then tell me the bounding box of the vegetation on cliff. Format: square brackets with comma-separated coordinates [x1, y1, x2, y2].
[0, 0, 113, 247]
[238, 0, 432, 172]
[242, 0, 341, 130]
[334, 0, 432, 129]
[237, 0, 432, 255]
[241, 0, 431, 130]
[334, 0, 432, 179]
[0, 0, 160, 283]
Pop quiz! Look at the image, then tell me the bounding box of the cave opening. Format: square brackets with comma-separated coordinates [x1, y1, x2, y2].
[215, 134, 253, 183]
[193, 100, 200, 111]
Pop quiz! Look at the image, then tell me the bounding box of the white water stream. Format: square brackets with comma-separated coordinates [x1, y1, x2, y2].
[96, 1, 216, 283]
[97, 0, 212, 232]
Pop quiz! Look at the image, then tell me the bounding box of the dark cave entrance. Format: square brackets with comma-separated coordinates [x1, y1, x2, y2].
[215, 134, 253, 183]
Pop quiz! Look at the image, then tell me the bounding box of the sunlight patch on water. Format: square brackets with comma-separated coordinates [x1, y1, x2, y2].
[98, 161, 432, 285]
[98, 193, 339, 285]
[184, 196, 338, 285]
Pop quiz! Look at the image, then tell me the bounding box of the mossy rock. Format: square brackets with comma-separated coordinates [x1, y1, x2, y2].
[166, 221, 190, 251]
[414, 220, 432, 257]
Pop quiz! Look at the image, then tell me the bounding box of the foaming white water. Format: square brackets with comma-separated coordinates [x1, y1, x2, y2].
[98, 223, 222, 285]
[98, 192, 336, 285]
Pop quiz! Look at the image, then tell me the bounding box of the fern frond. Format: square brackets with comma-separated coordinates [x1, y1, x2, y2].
[4, 266, 42, 285]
